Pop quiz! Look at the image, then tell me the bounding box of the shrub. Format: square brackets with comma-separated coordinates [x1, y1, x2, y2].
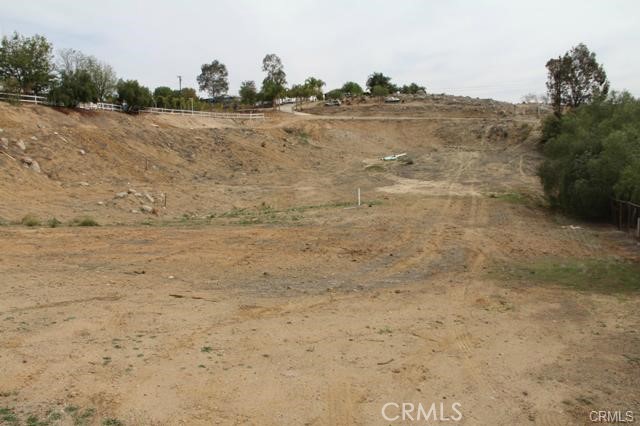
[70, 216, 99, 226]
[538, 91, 640, 219]
[116, 79, 152, 111]
[47, 217, 62, 228]
[21, 214, 40, 227]
[48, 69, 97, 107]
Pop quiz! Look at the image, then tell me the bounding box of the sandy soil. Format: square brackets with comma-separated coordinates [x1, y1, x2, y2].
[0, 101, 638, 425]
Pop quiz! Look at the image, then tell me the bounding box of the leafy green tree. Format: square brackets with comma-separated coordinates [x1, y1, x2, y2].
[239, 80, 257, 105]
[304, 76, 325, 99]
[400, 82, 426, 94]
[341, 81, 363, 96]
[261, 53, 287, 105]
[538, 92, 640, 219]
[197, 60, 229, 99]
[371, 85, 389, 98]
[180, 87, 198, 100]
[546, 43, 609, 115]
[154, 86, 173, 98]
[48, 69, 97, 107]
[153, 86, 200, 109]
[153, 86, 173, 108]
[116, 79, 152, 111]
[287, 84, 304, 99]
[366, 72, 395, 93]
[0, 32, 54, 94]
[325, 89, 343, 100]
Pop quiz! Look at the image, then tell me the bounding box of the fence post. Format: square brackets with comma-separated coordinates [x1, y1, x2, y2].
[637, 217, 640, 238]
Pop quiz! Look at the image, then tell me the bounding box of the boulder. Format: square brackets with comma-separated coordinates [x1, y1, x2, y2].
[115, 192, 128, 199]
[140, 205, 154, 214]
[16, 140, 26, 151]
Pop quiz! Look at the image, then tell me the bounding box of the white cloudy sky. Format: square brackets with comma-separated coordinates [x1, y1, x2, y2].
[2, 0, 638, 101]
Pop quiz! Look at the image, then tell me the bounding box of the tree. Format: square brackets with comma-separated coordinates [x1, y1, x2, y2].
[538, 92, 640, 219]
[546, 43, 609, 115]
[366, 72, 395, 93]
[287, 84, 305, 100]
[400, 82, 426, 95]
[116, 79, 152, 111]
[180, 87, 198, 100]
[86, 59, 117, 101]
[341, 81, 363, 96]
[56, 48, 116, 101]
[261, 53, 287, 106]
[0, 32, 54, 94]
[325, 89, 343, 100]
[239, 80, 257, 105]
[48, 69, 97, 107]
[371, 85, 389, 99]
[304, 76, 325, 99]
[197, 60, 228, 99]
[57, 48, 88, 73]
[153, 86, 172, 107]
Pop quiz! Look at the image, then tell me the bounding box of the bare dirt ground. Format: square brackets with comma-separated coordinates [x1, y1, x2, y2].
[0, 101, 638, 425]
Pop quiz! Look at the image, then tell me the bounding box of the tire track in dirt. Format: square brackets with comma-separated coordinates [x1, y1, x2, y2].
[444, 171, 529, 424]
[374, 151, 510, 422]
[325, 382, 360, 426]
[362, 151, 479, 284]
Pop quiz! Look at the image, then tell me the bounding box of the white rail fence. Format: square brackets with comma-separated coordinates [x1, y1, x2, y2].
[0, 92, 264, 120]
[0, 92, 46, 104]
[141, 106, 264, 120]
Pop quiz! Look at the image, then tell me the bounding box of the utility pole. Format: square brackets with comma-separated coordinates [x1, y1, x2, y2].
[177, 75, 182, 93]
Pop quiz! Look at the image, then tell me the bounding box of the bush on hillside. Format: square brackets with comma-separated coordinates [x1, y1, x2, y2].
[116, 79, 152, 111]
[538, 92, 640, 219]
[21, 214, 40, 227]
[48, 69, 97, 107]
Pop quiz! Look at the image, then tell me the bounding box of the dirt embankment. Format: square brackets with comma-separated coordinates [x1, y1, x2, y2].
[0, 102, 540, 224]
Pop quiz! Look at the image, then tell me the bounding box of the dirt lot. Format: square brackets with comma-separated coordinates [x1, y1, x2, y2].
[0, 102, 638, 425]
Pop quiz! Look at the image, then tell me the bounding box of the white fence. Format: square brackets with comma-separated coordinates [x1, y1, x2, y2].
[77, 102, 123, 112]
[141, 106, 264, 120]
[0, 92, 46, 104]
[0, 92, 264, 120]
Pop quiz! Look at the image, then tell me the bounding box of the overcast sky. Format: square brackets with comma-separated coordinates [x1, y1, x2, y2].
[2, 0, 638, 102]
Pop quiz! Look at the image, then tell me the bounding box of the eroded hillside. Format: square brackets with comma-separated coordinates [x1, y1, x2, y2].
[0, 102, 541, 224]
